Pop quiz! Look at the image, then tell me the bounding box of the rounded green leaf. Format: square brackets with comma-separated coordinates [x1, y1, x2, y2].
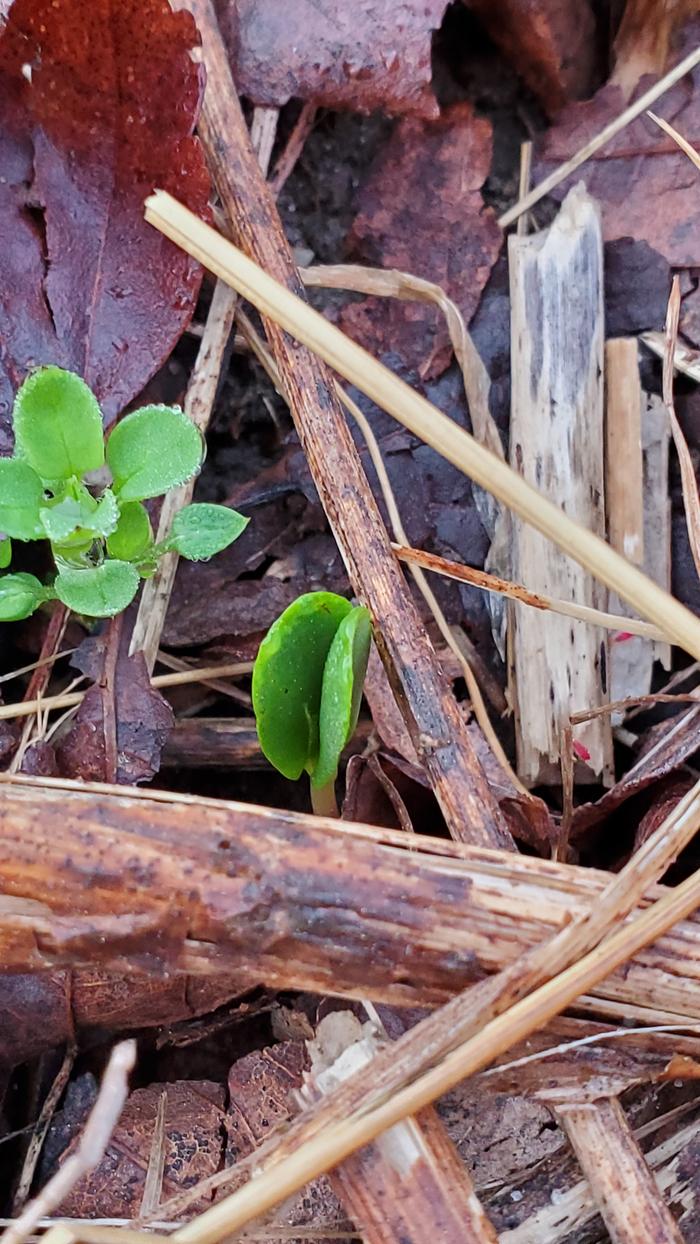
[13, 366, 105, 481]
[252, 592, 352, 781]
[0, 458, 44, 539]
[169, 503, 248, 561]
[0, 538, 11, 569]
[54, 560, 140, 617]
[106, 406, 203, 501]
[0, 572, 46, 621]
[314, 607, 371, 791]
[106, 501, 153, 561]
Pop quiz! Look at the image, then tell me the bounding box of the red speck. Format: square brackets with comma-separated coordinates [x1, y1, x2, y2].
[573, 739, 591, 762]
[614, 631, 634, 643]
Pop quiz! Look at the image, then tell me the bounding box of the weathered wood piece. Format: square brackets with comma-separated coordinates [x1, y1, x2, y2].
[642, 392, 672, 669]
[555, 1097, 684, 1244]
[606, 343, 671, 709]
[606, 339, 645, 567]
[178, 0, 511, 850]
[508, 185, 612, 784]
[304, 1011, 498, 1244]
[2, 782, 700, 1022]
[491, 1115, 700, 1243]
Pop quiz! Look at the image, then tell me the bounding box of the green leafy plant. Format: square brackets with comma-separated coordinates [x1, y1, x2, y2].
[252, 591, 372, 816]
[0, 367, 248, 620]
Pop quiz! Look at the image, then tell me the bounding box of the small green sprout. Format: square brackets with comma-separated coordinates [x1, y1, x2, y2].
[252, 591, 372, 817]
[0, 366, 249, 620]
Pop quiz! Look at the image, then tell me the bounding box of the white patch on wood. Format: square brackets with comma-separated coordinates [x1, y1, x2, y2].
[508, 184, 612, 785]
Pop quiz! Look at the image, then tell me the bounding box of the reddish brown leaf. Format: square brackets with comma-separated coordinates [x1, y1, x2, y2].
[535, 22, 700, 266]
[56, 618, 173, 784]
[0, 971, 73, 1066]
[572, 703, 700, 837]
[0, 0, 210, 450]
[462, 0, 597, 114]
[220, 0, 447, 119]
[60, 1081, 226, 1217]
[226, 1042, 347, 1240]
[341, 102, 502, 380]
[0, 968, 252, 1066]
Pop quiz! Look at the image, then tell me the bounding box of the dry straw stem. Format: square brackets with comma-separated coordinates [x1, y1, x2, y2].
[172, 865, 700, 1243]
[0, 1042, 135, 1244]
[150, 775, 700, 1225]
[0, 661, 252, 722]
[145, 191, 700, 661]
[497, 45, 700, 228]
[392, 543, 664, 640]
[11, 1046, 76, 1214]
[642, 330, 700, 382]
[664, 275, 700, 582]
[300, 261, 503, 466]
[647, 108, 700, 171]
[130, 108, 278, 671]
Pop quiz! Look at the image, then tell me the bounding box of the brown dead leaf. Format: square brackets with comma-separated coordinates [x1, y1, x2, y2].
[220, 0, 448, 119]
[535, 21, 700, 266]
[341, 102, 503, 380]
[226, 1042, 346, 1241]
[572, 702, 700, 837]
[56, 618, 173, 784]
[0, 0, 209, 450]
[0, 971, 73, 1066]
[0, 968, 252, 1067]
[462, 0, 597, 114]
[59, 1081, 226, 1217]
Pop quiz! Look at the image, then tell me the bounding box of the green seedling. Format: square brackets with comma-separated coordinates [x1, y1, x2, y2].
[252, 591, 372, 817]
[0, 366, 248, 619]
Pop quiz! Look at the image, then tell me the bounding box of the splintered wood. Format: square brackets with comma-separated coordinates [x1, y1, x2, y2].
[303, 1011, 498, 1244]
[606, 341, 671, 711]
[508, 185, 612, 784]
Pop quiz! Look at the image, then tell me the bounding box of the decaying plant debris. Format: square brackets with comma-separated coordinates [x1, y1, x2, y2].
[2, 0, 700, 1242]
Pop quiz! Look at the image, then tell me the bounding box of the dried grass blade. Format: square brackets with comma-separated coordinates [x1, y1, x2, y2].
[647, 109, 700, 171]
[392, 543, 664, 639]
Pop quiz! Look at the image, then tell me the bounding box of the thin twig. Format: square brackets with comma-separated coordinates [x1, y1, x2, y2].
[647, 109, 700, 170]
[392, 543, 663, 639]
[144, 191, 700, 661]
[0, 663, 253, 722]
[269, 102, 317, 197]
[571, 688, 700, 724]
[497, 46, 700, 227]
[12, 1047, 76, 1213]
[156, 651, 251, 707]
[129, 107, 278, 670]
[641, 330, 700, 383]
[1, 1042, 136, 1244]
